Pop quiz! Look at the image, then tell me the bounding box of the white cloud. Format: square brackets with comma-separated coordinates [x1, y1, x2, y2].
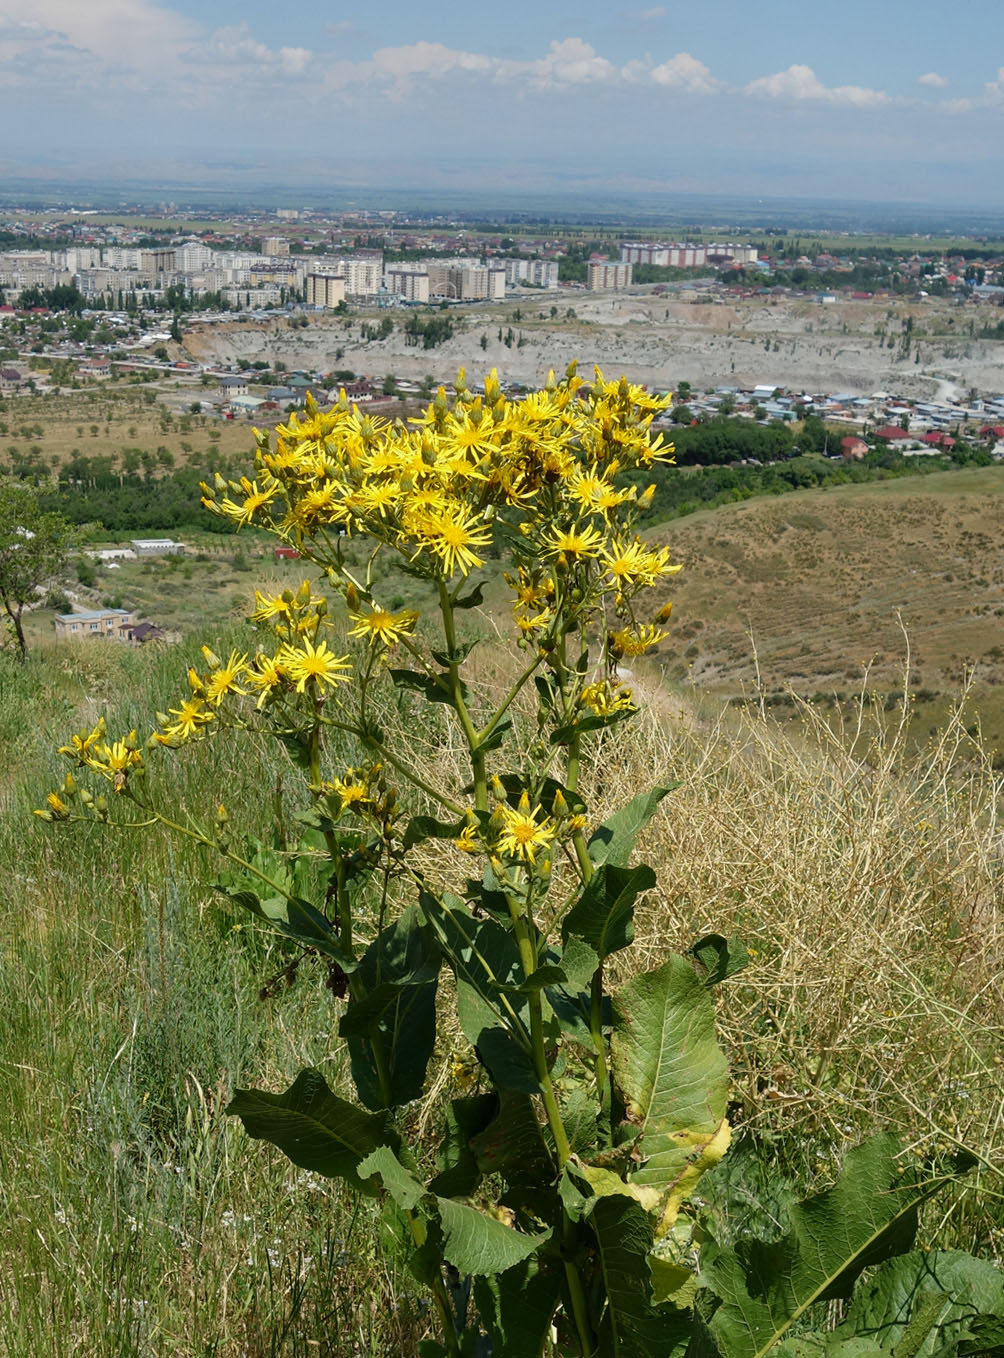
[627, 6, 666, 20]
[326, 37, 623, 96]
[326, 20, 362, 39]
[0, 0, 195, 70]
[918, 71, 947, 88]
[745, 63, 889, 107]
[650, 51, 720, 94]
[525, 37, 619, 86]
[187, 26, 310, 78]
[367, 40, 495, 83]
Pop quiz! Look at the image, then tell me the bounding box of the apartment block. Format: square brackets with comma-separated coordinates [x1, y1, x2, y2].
[619, 242, 759, 268]
[502, 259, 559, 289]
[386, 268, 431, 303]
[306, 273, 347, 308]
[587, 261, 633, 290]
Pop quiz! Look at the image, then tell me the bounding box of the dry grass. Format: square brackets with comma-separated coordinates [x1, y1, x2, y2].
[590, 673, 1004, 1251]
[649, 465, 1004, 757]
[384, 632, 1004, 1255]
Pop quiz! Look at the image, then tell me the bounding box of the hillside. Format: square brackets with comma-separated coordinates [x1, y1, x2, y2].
[647, 466, 1004, 752]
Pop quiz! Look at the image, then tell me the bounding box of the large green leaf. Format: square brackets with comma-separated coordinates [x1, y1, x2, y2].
[610, 956, 728, 1231]
[833, 1249, 1004, 1356]
[423, 892, 534, 1090]
[690, 933, 750, 987]
[562, 863, 656, 961]
[775, 1340, 884, 1357]
[359, 1143, 549, 1277]
[437, 1198, 546, 1276]
[390, 665, 465, 706]
[587, 786, 674, 868]
[591, 1195, 691, 1358]
[357, 1144, 427, 1211]
[226, 1068, 390, 1192]
[700, 1136, 978, 1358]
[473, 1257, 564, 1358]
[469, 1091, 552, 1186]
[213, 865, 357, 967]
[428, 1094, 498, 1198]
[342, 906, 441, 1110]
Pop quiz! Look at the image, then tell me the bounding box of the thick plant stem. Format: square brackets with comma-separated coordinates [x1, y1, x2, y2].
[511, 909, 594, 1357]
[567, 733, 610, 1123]
[437, 580, 487, 812]
[407, 1211, 462, 1358]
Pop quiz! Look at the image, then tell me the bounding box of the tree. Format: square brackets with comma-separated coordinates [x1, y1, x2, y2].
[0, 480, 76, 659]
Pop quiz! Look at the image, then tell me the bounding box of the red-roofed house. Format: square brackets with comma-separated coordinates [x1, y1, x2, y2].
[874, 425, 911, 441]
[922, 432, 955, 448]
[979, 425, 1004, 439]
[840, 436, 868, 459]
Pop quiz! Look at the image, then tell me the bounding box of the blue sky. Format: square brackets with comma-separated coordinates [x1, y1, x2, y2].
[2, 0, 1003, 206]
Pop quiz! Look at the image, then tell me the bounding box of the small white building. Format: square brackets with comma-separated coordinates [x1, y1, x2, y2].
[130, 538, 185, 556]
[86, 547, 137, 562]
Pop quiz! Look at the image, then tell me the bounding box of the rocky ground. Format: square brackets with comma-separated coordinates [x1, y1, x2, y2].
[180, 289, 1004, 401]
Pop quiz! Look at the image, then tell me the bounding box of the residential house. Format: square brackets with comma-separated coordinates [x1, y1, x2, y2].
[54, 608, 135, 641]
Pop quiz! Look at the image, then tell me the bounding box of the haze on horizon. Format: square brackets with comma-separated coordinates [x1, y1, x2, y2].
[1, 0, 1003, 209]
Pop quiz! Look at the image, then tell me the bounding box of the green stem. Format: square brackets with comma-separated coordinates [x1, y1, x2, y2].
[406, 1211, 462, 1358]
[437, 579, 487, 812]
[567, 731, 610, 1130]
[475, 650, 544, 745]
[562, 1234, 595, 1358]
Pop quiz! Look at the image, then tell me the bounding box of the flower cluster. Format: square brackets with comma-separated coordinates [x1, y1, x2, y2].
[199, 366, 679, 669]
[39, 367, 680, 848]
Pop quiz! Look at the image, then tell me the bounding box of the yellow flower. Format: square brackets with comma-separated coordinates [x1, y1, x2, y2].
[59, 719, 107, 764]
[410, 501, 493, 577]
[245, 653, 287, 708]
[455, 823, 479, 854]
[609, 625, 667, 658]
[252, 590, 295, 624]
[218, 477, 278, 528]
[543, 523, 604, 560]
[603, 539, 682, 590]
[158, 697, 214, 740]
[348, 605, 419, 647]
[579, 681, 636, 716]
[496, 803, 555, 865]
[203, 648, 248, 705]
[279, 638, 351, 693]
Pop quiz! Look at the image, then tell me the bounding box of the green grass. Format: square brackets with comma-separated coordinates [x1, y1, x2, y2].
[3, 596, 1003, 1351]
[0, 638, 431, 1356]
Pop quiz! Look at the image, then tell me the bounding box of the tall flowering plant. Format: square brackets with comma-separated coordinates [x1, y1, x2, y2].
[43, 366, 984, 1357]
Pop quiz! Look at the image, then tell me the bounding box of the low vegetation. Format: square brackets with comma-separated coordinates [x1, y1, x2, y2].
[5, 373, 1002, 1354]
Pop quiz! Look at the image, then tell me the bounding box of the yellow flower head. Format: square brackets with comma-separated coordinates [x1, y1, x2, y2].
[496, 803, 556, 865]
[348, 605, 419, 647]
[279, 638, 351, 693]
[202, 649, 249, 705]
[409, 501, 493, 577]
[543, 523, 604, 561]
